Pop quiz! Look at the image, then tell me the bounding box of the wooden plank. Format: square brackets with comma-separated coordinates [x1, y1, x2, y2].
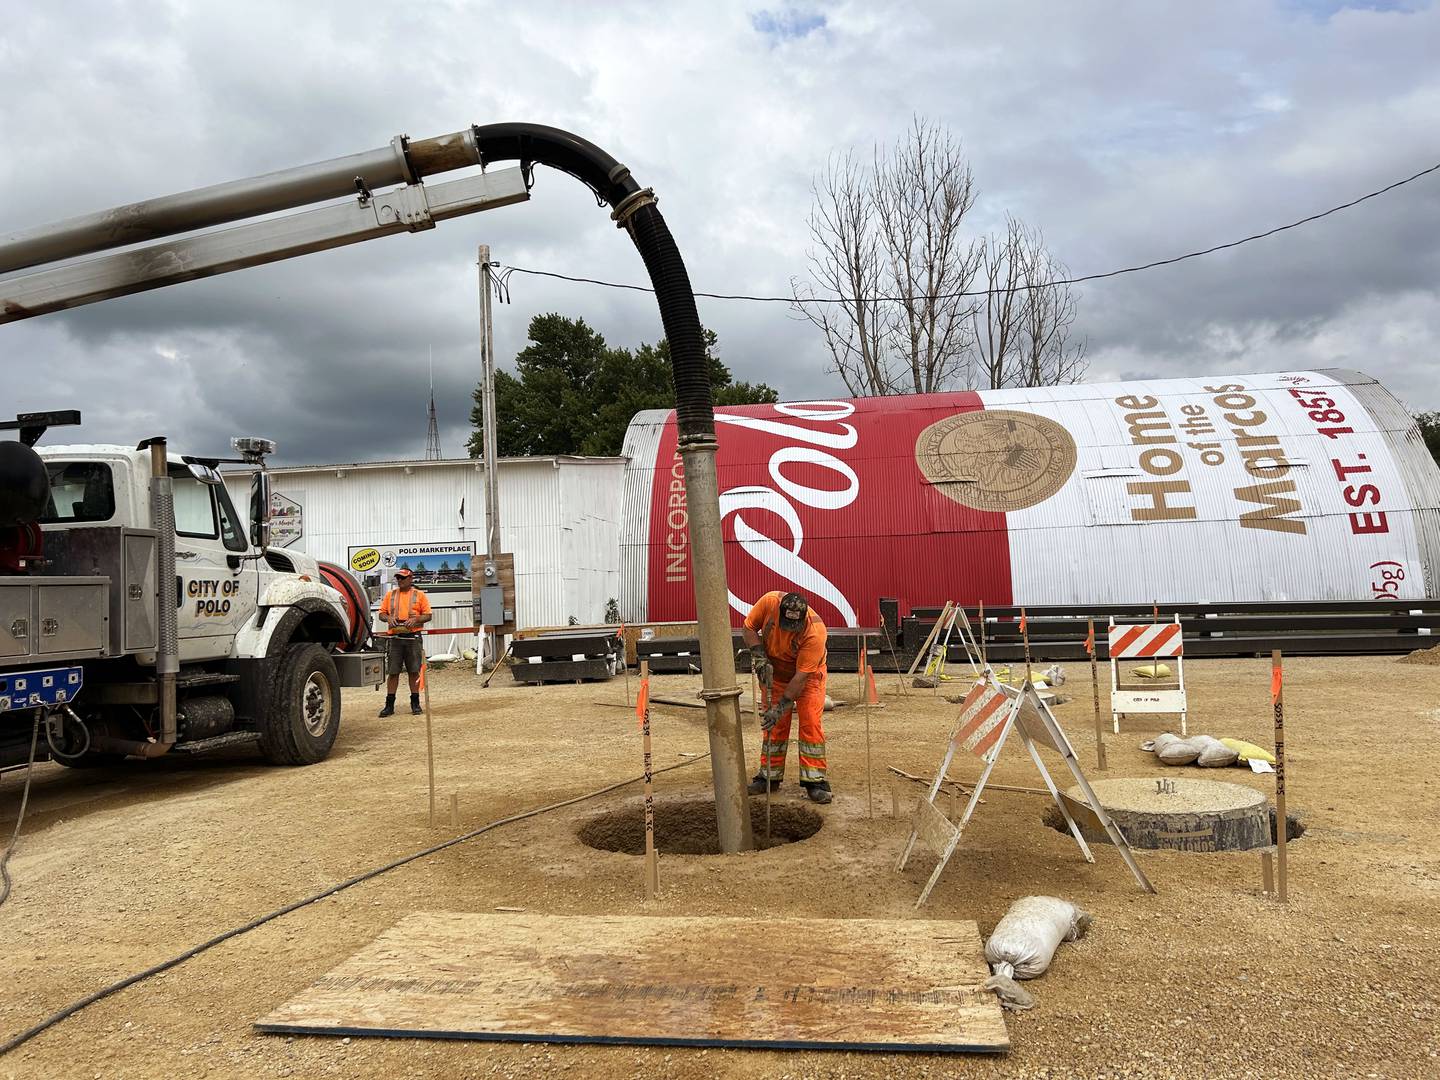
[257, 912, 1008, 1054]
[911, 795, 960, 857]
[1057, 790, 1107, 835]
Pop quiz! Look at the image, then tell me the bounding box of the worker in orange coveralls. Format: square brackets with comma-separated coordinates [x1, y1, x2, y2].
[743, 590, 831, 805]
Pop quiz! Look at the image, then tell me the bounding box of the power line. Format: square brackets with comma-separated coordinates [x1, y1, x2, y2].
[498, 158, 1440, 305]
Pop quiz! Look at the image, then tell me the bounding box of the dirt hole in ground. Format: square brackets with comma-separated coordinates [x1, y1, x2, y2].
[578, 798, 823, 855]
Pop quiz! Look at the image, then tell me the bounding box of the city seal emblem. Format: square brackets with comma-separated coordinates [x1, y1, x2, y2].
[915, 409, 1077, 512]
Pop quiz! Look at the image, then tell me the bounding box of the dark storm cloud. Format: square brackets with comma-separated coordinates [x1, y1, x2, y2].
[4, 0, 1440, 466]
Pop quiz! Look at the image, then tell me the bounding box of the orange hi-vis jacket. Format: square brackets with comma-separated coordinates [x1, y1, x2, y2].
[379, 586, 431, 636]
[744, 590, 828, 682]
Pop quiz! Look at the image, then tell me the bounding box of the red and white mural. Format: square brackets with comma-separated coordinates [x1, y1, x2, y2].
[619, 370, 1440, 627]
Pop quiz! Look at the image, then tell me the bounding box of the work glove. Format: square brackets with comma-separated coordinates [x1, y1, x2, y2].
[760, 701, 787, 731]
[750, 646, 773, 685]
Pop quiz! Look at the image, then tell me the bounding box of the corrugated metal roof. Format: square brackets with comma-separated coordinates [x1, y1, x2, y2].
[226, 454, 626, 476]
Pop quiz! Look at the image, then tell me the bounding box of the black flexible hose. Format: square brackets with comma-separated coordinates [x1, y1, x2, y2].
[469, 125, 715, 443]
[0, 711, 41, 909]
[625, 203, 714, 442]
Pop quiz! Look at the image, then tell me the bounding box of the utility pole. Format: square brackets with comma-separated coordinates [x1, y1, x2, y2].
[478, 244, 503, 666]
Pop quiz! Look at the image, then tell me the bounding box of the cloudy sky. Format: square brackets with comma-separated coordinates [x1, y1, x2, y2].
[3, 0, 1438, 463]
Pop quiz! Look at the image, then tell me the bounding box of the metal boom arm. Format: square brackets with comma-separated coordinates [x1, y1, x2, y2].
[0, 123, 755, 852]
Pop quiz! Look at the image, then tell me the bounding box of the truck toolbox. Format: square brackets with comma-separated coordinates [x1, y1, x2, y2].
[0, 577, 110, 662]
[333, 650, 384, 688]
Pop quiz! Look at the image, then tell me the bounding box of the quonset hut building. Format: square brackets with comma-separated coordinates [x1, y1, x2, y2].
[620, 370, 1440, 629]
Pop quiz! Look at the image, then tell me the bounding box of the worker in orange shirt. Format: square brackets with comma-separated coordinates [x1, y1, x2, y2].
[378, 567, 432, 716]
[743, 590, 831, 804]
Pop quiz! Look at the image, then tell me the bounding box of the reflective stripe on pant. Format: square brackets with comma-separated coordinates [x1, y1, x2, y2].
[759, 672, 827, 784]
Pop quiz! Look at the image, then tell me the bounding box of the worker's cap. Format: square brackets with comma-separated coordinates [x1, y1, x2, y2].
[778, 592, 808, 631]
[393, 568, 414, 580]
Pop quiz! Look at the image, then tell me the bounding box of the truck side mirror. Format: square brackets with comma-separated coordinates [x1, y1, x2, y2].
[249, 470, 272, 551]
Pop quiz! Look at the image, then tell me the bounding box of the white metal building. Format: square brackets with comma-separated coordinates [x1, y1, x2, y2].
[225, 456, 626, 641]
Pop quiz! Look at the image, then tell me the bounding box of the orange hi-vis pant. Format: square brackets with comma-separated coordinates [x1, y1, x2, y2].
[758, 671, 827, 785]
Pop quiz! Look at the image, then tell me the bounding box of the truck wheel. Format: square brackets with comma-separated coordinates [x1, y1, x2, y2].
[260, 642, 340, 765]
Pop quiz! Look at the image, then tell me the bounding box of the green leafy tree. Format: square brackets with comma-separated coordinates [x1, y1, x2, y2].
[1416, 412, 1440, 468]
[468, 315, 778, 458]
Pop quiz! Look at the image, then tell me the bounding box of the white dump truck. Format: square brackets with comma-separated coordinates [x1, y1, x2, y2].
[0, 409, 382, 770]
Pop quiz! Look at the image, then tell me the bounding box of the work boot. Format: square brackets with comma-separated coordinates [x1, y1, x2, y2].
[378, 695, 395, 718]
[747, 775, 779, 795]
[803, 782, 833, 805]
[410, 694, 424, 716]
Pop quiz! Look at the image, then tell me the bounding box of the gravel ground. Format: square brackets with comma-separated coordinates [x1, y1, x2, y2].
[1, 655, 1437, 1079]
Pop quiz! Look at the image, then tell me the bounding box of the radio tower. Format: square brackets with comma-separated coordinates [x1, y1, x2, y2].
[425, 347, 442, 460]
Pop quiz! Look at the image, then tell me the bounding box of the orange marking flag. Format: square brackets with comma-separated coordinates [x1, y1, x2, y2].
[1271, 661, 1282, 704]
[1084, 623, 1095, 656]
[636, 675, 650, 729]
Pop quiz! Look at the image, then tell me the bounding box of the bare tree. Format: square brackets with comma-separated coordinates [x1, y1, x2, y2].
[971, 217, 1087, 389]
[795, 118, 1086, 394]
[793, 151, 890, 394]
[794, 118, 978, 395]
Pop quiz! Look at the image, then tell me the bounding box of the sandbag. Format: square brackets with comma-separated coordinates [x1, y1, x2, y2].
[1194, 735, 1239, 768]
[1220, 737, 1276, 765]
[1131, 662, 1173, 679]
[1153, 732, 1200, 766]
[984, 896, 1091, 981]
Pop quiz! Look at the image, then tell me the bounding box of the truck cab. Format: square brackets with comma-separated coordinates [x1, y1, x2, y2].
[1, 414, 382, 770]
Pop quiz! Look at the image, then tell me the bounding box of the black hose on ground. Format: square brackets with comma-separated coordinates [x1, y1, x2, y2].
[0, 752, 711, 1057]
[469, 124, 715, 443]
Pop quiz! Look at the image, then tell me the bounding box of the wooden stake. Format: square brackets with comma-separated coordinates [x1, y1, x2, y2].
[1261, 849, 1275, 895]
[423, 659, 436, 826]
[881, 622, 909, 696]
[890, 777, 900, 817]
[863, 636, 874, 819]
[754, 670, 771, 845]
[622, 649, 631, 708]
[640, 661, 658, 899]
[1272, 649, 1288, 904]
[1020, 607, 1032, 685]
[1088, 618, 1108, 771]
[450, 792, 459, 828]
[857, 635, 865, 701]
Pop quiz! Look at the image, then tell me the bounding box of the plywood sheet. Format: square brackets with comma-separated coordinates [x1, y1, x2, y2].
[257, 912, 1008, 1054]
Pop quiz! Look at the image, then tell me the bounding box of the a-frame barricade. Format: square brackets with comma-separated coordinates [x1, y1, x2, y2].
[897, 674, 1156, 906]
[1109, 615, 1187, 735]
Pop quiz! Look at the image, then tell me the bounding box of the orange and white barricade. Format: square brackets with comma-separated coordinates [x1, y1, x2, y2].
[1108, 615, 1187, 736]
[897, 674, 1154, 906]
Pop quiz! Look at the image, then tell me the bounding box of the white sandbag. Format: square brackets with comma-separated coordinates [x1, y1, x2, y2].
[1194, 734, 1239, 768]
[984, 896, 1092, 981]
[1153, 732, 1200, 766]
